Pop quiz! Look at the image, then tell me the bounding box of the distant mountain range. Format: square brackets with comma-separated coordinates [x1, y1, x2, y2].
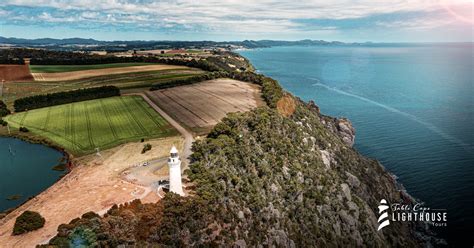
[1, 36, 464, 51]
[0, 36, 352, 51]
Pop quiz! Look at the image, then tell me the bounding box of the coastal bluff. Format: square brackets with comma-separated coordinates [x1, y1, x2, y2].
[46, 94, 421, 247]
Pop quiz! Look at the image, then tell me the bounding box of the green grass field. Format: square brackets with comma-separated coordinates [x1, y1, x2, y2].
[29, 63, 153, 73]
[4, 96, 178, 155]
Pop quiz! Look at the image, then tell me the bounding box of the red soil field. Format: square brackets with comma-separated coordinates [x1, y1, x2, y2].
[0, 64, 34, 82]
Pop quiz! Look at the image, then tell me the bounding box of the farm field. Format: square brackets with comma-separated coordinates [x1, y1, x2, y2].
[1, 68, 203, 106]
[0, 64, 34, 82]
[4, 96, 178, 155]
[29, 62, 153, 73]
[146, 78, 264, 133]
[32, 64, 190, 81]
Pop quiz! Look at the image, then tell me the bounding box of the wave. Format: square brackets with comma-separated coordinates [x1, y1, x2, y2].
[310, 79, 473, 151]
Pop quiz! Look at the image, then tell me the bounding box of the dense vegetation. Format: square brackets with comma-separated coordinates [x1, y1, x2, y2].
[13, 86, 120, 112]
[0, 100, 10, 117]
[0, 100, 11, 126]
[13, 211, 45, 235]
[150, 72, 228, 90]
[0, 48, 221, 71]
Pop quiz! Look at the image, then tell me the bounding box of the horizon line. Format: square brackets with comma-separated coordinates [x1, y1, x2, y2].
[1, 36, 473, 44]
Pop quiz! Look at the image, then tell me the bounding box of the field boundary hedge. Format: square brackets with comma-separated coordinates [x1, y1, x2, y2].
[149, 72, 228, 91]
[14, 86, 120, 112]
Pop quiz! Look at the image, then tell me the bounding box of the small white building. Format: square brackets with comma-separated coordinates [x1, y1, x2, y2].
[168, 146, 184, 196]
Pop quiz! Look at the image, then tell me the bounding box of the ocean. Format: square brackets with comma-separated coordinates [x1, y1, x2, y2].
[0, 137, 64, 211]
[239, 43, 473, 246]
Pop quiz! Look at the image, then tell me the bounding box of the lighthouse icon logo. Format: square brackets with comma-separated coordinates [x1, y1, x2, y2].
[377, 199, 390, 231]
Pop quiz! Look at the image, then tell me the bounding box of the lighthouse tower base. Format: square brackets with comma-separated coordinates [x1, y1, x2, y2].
[169, 165, 184, 196]
[167, 146, 184, 196]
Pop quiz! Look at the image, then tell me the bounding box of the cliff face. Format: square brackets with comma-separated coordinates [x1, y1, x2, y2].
[47, 92, 420, 247]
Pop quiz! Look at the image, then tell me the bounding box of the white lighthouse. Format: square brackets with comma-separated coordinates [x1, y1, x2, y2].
[168, 146, 184, 196]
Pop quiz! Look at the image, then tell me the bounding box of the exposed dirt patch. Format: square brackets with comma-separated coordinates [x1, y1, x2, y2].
[146, 78, 263, 134]
[0, 136, 183, 247]
[0, 64, 33, 82]
[32, 64, 189, 81]
[276, 94, 296, 117]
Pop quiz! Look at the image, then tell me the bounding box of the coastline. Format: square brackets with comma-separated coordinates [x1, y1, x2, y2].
[237, 49, 446, 246]
[0, 51, 437, 246]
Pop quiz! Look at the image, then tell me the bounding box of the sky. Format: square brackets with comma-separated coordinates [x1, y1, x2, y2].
[0, 0, 473, 42]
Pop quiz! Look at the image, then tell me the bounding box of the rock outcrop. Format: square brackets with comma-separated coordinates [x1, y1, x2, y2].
[337, 118, 356, 147]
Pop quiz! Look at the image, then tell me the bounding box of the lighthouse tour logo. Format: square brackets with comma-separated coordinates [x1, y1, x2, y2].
[377, 199, 390, 231]
[376, 199, 447, 231]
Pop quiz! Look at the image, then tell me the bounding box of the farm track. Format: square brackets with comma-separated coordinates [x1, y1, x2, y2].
[100, 99, 119, 140]
[19, 111, 28, 126]
[64, 105, 71, 144]
[70, 104, 77, 153]
[84, 101, 96, 148]
[42, 107, 51, 130]
[119, 97, 149, 135]
[132, 98, 166, 134]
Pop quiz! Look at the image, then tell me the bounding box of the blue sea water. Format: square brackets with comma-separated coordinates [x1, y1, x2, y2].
[0, 137, 64, 211]
[239, 44, 474, 246]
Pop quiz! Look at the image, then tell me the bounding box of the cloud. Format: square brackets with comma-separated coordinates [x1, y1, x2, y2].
[0, 0, 472, 37]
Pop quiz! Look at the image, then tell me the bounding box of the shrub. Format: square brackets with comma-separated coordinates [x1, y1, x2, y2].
[0, 100, 10, 117]
[142, 143, 152, 154]
[69, 226, 98, 247]
[13, 211, 45, 235]
[19, 126, 29, 132]
[150, 72, 228, 91]
[0, 119, 7, 126]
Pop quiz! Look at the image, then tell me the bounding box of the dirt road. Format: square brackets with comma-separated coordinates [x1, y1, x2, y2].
[133, 93, 194, 167]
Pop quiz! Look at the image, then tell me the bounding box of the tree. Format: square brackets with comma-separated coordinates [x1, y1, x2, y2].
[142, 143, 152, 154]
[13, 211, 45, 235]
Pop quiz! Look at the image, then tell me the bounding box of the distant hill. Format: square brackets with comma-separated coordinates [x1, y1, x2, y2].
[0, 36, 352, 51]
[0, 37, 100, 45]
[1, 37, 466, 51]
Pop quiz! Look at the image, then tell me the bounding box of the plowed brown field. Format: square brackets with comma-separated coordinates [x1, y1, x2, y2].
[0, 64, 33, 82]
[146, 78, 263, 133]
